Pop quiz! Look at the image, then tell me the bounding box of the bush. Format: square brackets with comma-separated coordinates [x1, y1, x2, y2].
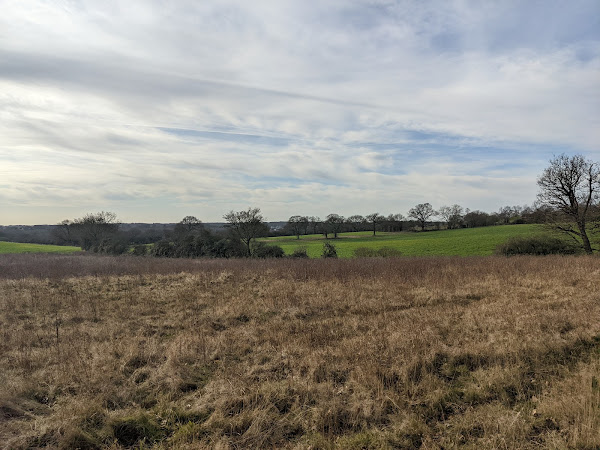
[173, 235, 203, 258]
[290, 247, 309, 258]
[151, 240, 175, 257]
[496, 235, 579, 256]
[321, 241, 338, 258]
[132, 244, 148, 256]
[93, 238, 129, 255]
[252, 243, 285, 258]
[353, 246, 402, 258]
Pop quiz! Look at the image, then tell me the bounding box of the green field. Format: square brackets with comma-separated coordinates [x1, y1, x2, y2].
[0, 241, 81, 254]
[261, 224, 549, 257]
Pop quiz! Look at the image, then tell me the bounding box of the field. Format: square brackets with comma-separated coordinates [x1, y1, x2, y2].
[0, 254, 599, 449]
[261, 224, 546, 257]
[0, 241, 81, 254]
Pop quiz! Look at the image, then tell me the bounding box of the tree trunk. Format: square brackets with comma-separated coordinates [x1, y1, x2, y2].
[578, 222, 593, 254]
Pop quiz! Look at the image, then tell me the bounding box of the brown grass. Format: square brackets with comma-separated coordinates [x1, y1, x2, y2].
[0, 254, 599, 449]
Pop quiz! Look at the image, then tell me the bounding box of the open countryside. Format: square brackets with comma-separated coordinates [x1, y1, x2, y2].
[261, 224, 546, 258]
[1, 1, 599, 449]
[1, 224, 559, 257]
[0, 241, 81, 254]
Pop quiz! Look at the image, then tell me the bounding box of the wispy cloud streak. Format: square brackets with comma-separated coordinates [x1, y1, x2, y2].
[0, 0, 598, 223]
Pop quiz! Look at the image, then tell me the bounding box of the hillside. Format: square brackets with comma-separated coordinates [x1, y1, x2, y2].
[262, 224, 547, 257]
[0, 241, 81, 254]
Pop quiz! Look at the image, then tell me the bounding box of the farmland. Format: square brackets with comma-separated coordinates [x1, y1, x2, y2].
[0, 241, 81, 254]
[0, 254, 598, 449]
[262, 224, 547, 257]
[0, 224, 552, 258]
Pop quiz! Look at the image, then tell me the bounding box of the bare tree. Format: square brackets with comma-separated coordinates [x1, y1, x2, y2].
[537, 154, 599, 254]
[365, 213, 384, 236]
[174, 216, 203, 239]
[52, 219, 74, 245]
[307, 216, 320, 235]
[438, 205, 464, 229]
[408, 203, 436, 231]
[287, 215, 305, 239]
[71, 211, 120, 250]
[347, 215, 366, 232]
[325, 214, 345, 238]
[384, 213, 404, 232]
[223, 207, 269, 256]
[299, 216, 310, 235]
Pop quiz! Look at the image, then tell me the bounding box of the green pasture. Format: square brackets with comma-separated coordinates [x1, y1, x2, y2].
[0, 241, 81, 254]
[260, 224, 547, 258]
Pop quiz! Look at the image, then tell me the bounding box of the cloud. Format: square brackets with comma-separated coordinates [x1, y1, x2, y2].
[0, 0, 598, 223]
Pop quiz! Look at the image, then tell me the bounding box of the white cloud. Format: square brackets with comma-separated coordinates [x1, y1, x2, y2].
[0, 0, 598, 223]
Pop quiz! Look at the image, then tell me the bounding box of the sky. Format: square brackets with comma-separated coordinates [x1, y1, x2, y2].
[1, 0, 599, 225]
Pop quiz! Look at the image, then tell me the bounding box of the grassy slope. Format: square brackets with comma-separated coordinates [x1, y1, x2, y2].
[0, 255, 598, 449]
[0, 241, 81, 254]
[262, 224, 544, 257]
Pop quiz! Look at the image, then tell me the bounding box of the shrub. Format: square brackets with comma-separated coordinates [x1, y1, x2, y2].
[253, 243, 285, 258]
[290, 247, 309, 258]
[151, 240, 175, 257]
[321, 242, 338, 258]
[173, 235, 203, 258]
[94, 238, 129, 255]
[496, 235, 579, 256]
[209, 238, 246, 258]
[132, 244, 148, 256]
[353, 247, 402, 258]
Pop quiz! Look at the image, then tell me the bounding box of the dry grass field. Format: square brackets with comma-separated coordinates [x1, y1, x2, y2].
[0, 254, 599, 449]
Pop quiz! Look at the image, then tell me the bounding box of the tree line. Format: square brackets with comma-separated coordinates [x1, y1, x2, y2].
[280, 203, 545, 240]
[26, 153, 600, 256]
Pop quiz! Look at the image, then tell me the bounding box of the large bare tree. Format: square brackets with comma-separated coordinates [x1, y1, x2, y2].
[71, 211, 120, 250]
[286, 215, 307, 239]
[52, 219, 75, 245]
[325, 214, 345, 239]
[365, 213, 384, 236]
[537, 154, 599, 254]
[347, 215, 366, 232]
[174, 215, 204, 239]
[408, 203, 436, 231]
[438, 204, 464, 229]
[223, 207, 268, 256]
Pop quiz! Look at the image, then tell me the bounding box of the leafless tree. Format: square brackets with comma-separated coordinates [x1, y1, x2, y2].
[52, 219, 74, 245]
[223, 207, 268, 256]
[325, 214, 345, 238]
[174, 216, 203, 238]
[307, 216, 320, 235]
[365, 213, 384, 236]
[384, 213, 404, 232]
[537, 154, 599, 254]
[287, 215, 306, 239]
[347, 215, 366, 232]
[438, 204, 464, 229]
[71, 211, 120, 250]
[408, 203, 436, 231]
